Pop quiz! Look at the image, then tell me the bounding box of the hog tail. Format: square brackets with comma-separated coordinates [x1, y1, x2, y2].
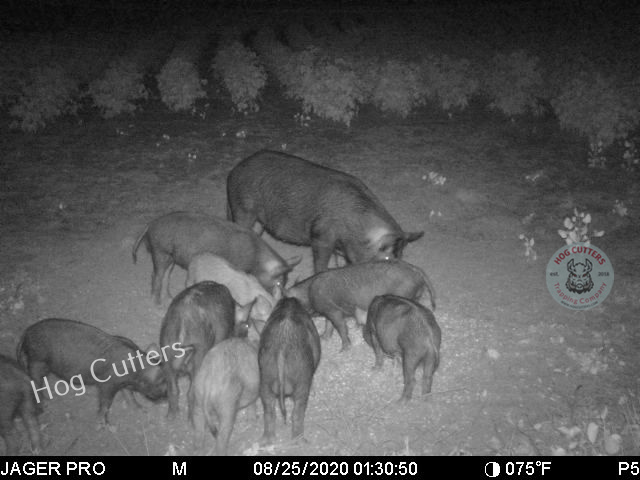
[132, 225, 149, 263]
[166, 263, 175, 298]
[15, 334, 27, 370]
[226, 201, 233, 221]
[428, 333, 440, 371]
[277, 348, 287, 423]
[411, 263, 437, 311]
[424, 273, 437, 311]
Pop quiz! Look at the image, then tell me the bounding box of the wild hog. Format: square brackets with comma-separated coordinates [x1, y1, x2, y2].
[364, 295, 441, 402]
[132, 211, 301, 304]
[258, 298, 321, 444]
[186, 253, 278, 322]
[189, 338, 259, 455]
[0, 354, 42, 455]
[17, 319, 167, 425]
[159, 281, 252, 419]
[227, 150, 424, 273]
[286, 260, 436, 351]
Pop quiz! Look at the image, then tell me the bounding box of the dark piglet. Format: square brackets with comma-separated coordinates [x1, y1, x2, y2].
[132, 211, 300, 304]
[258, 298, 321, 444]
[17, 318, 167, 425]
[160, 281, 252, 419]
[364, 295, 441, 402]
[0, 354, 42, 455]
[189, 338, 259, 455]
[227, 150, 423, 273]
[287, 260, 436, 351]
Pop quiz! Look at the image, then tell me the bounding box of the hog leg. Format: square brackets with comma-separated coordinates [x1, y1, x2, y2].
[0, 415, 20, 455]
[150, 250, 172, 305]
[399, 351, 419, 403]
[204, 407, 220, 456]
[188, 388, 207, 451]
[215, 392, 240, 456]
[362, 322, 373, 348]
[259, 383, 277, 446]
[311, 239, 334, 273]
[118, 389, 143, 409]
[161, 361, 181, 420]
[321, 319, 334, 340]
[96, 385, 119, 425]
[421, 352, 437, 397]
[21, 406, 42, 453]
[291, 384, 311, 441]
[370, 332, 385, 370]
[21, 389, 42, 453]
[326, 310, 351, 351]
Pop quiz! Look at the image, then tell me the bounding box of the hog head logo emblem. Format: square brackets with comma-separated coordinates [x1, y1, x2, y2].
[547, 243, 614, 310]
[566, 259, 594, 294]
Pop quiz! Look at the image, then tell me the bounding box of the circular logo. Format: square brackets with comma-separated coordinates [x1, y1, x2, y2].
[546, 243, 614, 310]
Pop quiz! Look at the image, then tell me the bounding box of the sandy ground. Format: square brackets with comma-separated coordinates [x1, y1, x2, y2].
[1, 99, 639, 456]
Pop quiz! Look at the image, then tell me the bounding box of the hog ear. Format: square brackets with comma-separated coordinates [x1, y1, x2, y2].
[379, 233, 398, 257]
[405, 231, 424, 243]
[286, 255, 303, 269]
[585, 259, 593, 272]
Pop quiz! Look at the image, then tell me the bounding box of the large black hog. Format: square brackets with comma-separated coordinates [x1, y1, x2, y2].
[364, 295, 441, 402]
[258, 298, 321, 445]
[159, 281, 252, 419]
[227, 150, 424, 273]
[17, 318, 167, 425]
[287, 260, 435, 351]
[0, 354, 42, 455]
[132, 212, 301, 304]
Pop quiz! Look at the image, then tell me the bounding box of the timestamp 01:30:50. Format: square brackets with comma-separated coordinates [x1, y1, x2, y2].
[252, 460, 418, 477]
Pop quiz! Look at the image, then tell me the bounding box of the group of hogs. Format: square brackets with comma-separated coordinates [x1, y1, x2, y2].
[1, 150, 441, 456]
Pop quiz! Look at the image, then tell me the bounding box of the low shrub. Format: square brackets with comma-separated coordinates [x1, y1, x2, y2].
[482, 50, 545, 117]
[156, 57, 206, 112]
[212, 41, 267, 114]
[551, 71, 640, 147]
[9, 64, 79, 132]
[371, 60, 426, 118]
[422, 55, 479, 112]
[88, 58, 148, 118]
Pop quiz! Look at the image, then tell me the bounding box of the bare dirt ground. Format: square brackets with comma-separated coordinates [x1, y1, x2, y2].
[1, 96, 639, 456]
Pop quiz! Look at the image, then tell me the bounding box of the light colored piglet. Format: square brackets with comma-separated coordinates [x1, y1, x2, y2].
[187, 253, 277, 322]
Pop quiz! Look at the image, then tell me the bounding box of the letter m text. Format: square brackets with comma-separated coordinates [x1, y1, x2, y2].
[173, 462, 187, 476]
